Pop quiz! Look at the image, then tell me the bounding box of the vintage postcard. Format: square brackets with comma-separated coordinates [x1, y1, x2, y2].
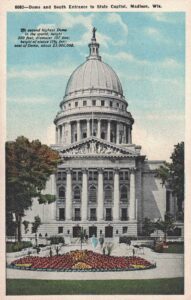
[0, 0, 191, 299]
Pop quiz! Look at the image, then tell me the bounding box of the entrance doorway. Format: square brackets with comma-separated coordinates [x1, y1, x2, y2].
[105, 226, 113, 238]
[89, 226, 97, 237]
[73, 226, 81, 238]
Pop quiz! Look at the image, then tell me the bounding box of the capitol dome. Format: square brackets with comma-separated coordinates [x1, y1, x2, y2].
[63, 28, 123, 101]
[55, 28, 134, 147]
[65, 59, 123, 97]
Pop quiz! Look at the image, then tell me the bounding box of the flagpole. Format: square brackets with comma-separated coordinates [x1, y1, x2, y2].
[91, 111, 94, 136]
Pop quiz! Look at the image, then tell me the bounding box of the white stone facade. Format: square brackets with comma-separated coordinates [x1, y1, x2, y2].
[22, 29, 178, 240]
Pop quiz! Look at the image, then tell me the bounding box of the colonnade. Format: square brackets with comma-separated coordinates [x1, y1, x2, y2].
[64, 168, 136, 222]
[56, 119, 132, 145]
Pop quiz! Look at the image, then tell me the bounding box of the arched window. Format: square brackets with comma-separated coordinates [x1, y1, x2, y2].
[89, 185, 97, 203]
[104, 185, 113, 202]
[73, 186, 81, 202]
[120, 185, 128, 202]
[58, 186, 65, 199]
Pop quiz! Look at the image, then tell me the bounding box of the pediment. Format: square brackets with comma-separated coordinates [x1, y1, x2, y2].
[57, 137, 138, 158]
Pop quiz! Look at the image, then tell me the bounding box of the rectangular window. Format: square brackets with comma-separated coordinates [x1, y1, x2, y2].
[93, 171, 98, 180]
[83, 100, 87, 106]
[74, 208, 81, 221]
[92, 100, 96, 106]
[109, 172, 113, 180]
[121, 208, 128, 221]
[122, 226, 128, 234]
[119, 172, 124, 181]
[75, 102, 78, 107]
[59, 208, 65, 220]
[57, 172, 61, 181]
[90, 208, 97, 221]
[78, 171, 82, 181]
[69, 103, 71, 107]
[88, 171, 93, 181]
[72, 172, 77, 181]
[62, 172, 66, 180]
[105, 208, 112, 221]
[110, 101, 113, 107]
[104, 172, 108, 180]
[101, 100, 105, 106]
[58, 226, 63, 234]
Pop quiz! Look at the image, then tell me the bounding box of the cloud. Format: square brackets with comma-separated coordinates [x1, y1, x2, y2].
[8, 64, 75, 80]
[75, 30, 111, 48]
[43, 124, 55, 145]
[37, 24, 56, 30]
[107, 13, 128, 35]
[103, 51, 182, 70]
[61, 14, 94, 31]
[150, 13, 184, 24]
[8, 96, 51, 104]
[145, 27, 162, 39]
[136, 112, 184, 122]
[133, 123, 184, 161]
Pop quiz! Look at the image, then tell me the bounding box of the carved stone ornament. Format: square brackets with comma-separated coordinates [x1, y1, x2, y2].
[61, 139, 135, 157]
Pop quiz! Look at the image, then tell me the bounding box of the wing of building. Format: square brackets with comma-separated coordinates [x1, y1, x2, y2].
[23, 29, 180, 242]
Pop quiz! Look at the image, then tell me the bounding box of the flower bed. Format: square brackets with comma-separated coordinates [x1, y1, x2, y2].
[9, 250, 156, 272]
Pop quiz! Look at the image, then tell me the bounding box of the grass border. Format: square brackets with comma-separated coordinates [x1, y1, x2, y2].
[6, 278, 184, 295]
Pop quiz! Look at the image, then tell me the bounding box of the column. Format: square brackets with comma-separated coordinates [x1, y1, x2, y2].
[65, 169, 72, 220]
[123, 124, 127, 144]
[97, 168, 104, 220]
[81, 169, 88, 221]
[58, 125, 62, 144]
[97, 119, 101, 139]
[62, 123, 65, 144]
[87, 119, 90, 138]
[129, 169, 136, 220]
[129, 126, 132, 144]
[116, 122, 120, 144]
[56, 127, 58, 144]
[68, 122, 71, 144]
[77, 120, 81, 142]
[113, 169, 120, 220]
[128, 126, 131, 144]
[107, 120, 111, 142]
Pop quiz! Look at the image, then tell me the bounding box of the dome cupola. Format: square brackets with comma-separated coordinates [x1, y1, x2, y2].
[62, 28, 124, 102]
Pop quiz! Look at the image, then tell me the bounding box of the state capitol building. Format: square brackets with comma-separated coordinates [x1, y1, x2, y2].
[24, 29, 178, 241]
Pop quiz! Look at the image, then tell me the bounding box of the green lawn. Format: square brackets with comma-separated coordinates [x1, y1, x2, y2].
[163, 243, 184, 254]
[6, 278, 184, 295]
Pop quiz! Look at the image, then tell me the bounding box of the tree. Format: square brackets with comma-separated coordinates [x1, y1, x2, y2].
[22, 220, 30, 234]
[142, 217, 155, 236]
[32, 216, 42, 247]
[157, 142, 184, 213]
[6, 136, 60, 242]
[155, 214, 175, 242]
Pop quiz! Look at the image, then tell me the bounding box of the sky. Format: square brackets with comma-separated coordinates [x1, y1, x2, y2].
[7, 12, 185, 161]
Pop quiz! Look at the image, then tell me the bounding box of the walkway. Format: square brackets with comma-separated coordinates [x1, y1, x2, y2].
[6, 244, 184, 280]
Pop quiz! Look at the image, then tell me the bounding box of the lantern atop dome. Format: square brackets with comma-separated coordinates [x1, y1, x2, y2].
[87, 27, 101, 61]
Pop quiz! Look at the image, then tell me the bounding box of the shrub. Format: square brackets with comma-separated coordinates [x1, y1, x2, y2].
[119, 236, 131, 244]
[48, 236, 65, 245]
[6, 241, 32, 253]
[38, 244, 46, 248]
[154, 242, 163, 253]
